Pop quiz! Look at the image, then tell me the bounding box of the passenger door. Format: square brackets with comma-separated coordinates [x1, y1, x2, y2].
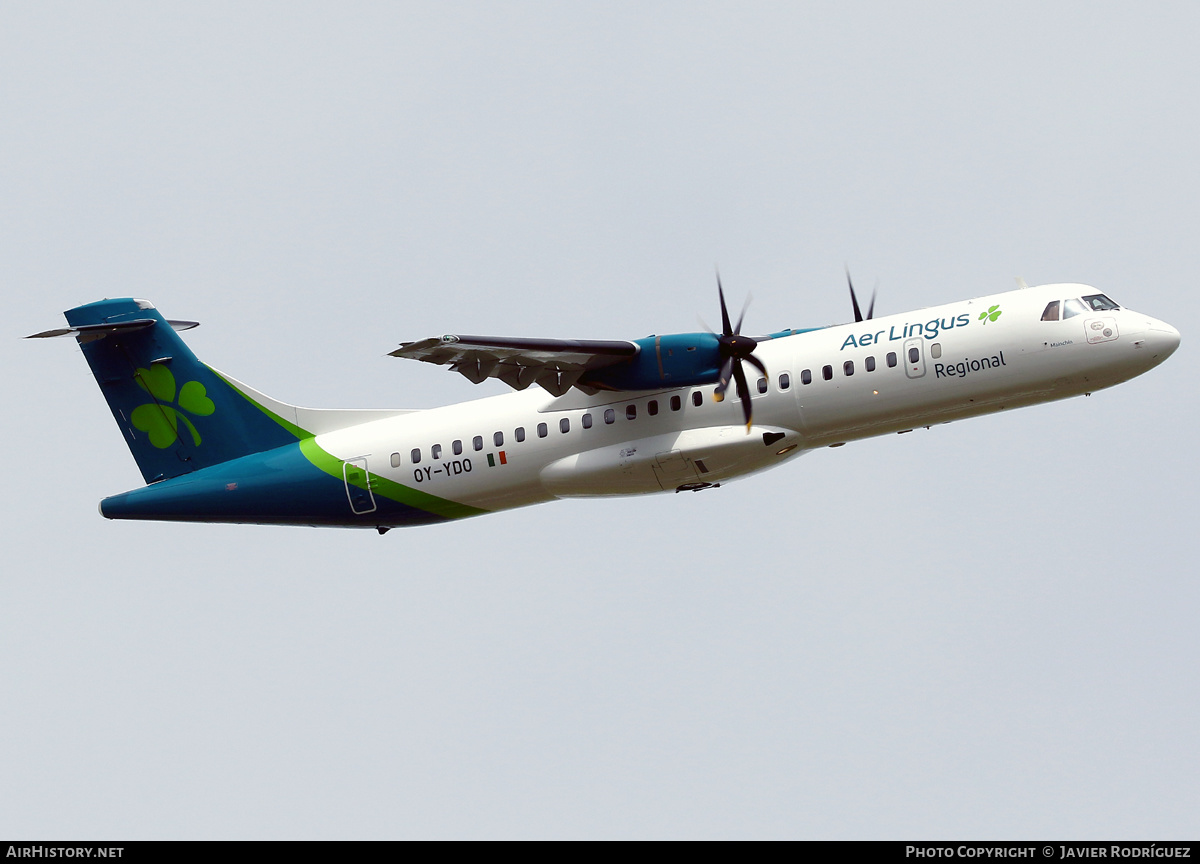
[343, 458, 377, 515]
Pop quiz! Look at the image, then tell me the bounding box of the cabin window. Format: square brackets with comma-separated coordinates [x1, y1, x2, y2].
[843, 360, 854, 376]
[886, 352, 897, 368]
[692, 390, 703, 407]
[648, 399, 659, 416]
[822, 365, 833, 381]
[390, 452, 401, 468]
[779, 372, 791, 390]
[582, 413, 593, 429]
[431, 444, 442, 460]
[493, 431, 503, 447]
[756, 377, 767, 394]
[1041, 301, 1060, 321]
[908, 347, 920, 364]
[411, 448, 422, 464]
[604, 408, 615, 424]
[670, 395, 682, 411]
[473, 436, 483, 451]
[560, 418, 570, 433]
[801, 369, 812, 385]
[515, 427, 526, 443]
[1082, 293, 1120, 311]
[453, 439, 463, 456]
[865, 356, 876, 372]
[1063, 298, 1086, 319]
[930, 343, 942, 359]
[626, 405, 637, 420]
[537, 423, 548, 438]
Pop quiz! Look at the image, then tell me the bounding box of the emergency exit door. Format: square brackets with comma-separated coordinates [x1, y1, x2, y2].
[903, 337, 926, 379]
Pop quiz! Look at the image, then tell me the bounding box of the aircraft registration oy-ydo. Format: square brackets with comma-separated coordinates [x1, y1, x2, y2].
[30, 276, 1180, 532]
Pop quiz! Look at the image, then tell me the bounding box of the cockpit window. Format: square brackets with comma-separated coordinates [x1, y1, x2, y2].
[1063, 298, 1086, 319]
[1041, 301, 1060, 321]
[1082, 293, 1120, 311]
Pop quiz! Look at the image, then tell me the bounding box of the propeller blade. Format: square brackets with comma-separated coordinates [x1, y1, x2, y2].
[867, 279, 878, 320]
[715, 356, 734, 397]
[717, 272, 733, 336]
[847, 267, 864, 323]
[733, 292, 752, 336]
[744, 352, 767, 379]
[732, 360, 753, 428]
[709, 274, 763, 425]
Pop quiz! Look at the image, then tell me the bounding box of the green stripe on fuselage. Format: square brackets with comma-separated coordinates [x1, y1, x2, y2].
[211, 368, 484, 520]
[298, 437, 487, 521]
[213, 368, 484, 521]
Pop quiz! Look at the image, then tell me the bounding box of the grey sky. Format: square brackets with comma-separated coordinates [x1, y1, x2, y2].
[2, 1, 1197, 838]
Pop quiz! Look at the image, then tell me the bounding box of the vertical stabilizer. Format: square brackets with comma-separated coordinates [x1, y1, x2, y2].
[55, 299, 303, 482]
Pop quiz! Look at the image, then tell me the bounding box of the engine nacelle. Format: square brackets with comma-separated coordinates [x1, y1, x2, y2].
[580, 333, 724, 391]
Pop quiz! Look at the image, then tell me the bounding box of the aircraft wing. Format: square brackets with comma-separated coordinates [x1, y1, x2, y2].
[390, 335, 639, 396]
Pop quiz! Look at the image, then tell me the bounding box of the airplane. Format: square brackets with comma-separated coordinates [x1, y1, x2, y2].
[28, 277, 1180, 533]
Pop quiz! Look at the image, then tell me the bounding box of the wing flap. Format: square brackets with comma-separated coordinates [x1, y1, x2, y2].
[390, 334, 637, 394]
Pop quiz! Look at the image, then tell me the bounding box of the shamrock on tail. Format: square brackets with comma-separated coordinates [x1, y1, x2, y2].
[130, 364, 215, 448]
[979, 304, 1002, 324]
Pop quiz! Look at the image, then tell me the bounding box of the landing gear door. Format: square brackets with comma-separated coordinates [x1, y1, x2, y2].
[652, 450, 699, 491]
[903, 337, 926, 379]
[343, 458, 377, 515]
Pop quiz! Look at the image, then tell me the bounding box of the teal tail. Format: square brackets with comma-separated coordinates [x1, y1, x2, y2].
[39, 298, 302, 483]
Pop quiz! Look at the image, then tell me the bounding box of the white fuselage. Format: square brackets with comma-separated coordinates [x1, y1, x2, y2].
[311, 283, 1180, 517]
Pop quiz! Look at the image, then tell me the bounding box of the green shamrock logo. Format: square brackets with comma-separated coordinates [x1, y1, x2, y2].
[130, 364, 215, 448]
[978, 304, 1002, 324]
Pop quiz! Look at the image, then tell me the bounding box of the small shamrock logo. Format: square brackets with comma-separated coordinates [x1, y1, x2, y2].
[130, 364, 215, 448]
[978, 304, 1002, 324]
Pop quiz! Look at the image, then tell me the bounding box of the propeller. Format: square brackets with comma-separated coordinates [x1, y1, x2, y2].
[712, 274, 768, 430]
[846, 266, 877, 322]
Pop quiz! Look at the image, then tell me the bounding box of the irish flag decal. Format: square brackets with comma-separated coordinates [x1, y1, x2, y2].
[487, 451, 508, 468]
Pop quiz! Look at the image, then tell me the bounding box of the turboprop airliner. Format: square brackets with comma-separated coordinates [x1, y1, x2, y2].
[29, 278, 1179, 532]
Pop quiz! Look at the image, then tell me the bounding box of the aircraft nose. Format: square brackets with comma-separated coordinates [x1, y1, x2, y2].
[1150, 319, 1180, 352]
[1140, 318, 1181, 361]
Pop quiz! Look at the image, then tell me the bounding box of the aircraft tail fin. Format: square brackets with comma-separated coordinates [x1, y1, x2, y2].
[31, 298, 308, 483]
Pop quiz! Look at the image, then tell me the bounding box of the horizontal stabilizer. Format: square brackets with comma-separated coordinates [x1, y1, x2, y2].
[27, 319, 199, 342]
